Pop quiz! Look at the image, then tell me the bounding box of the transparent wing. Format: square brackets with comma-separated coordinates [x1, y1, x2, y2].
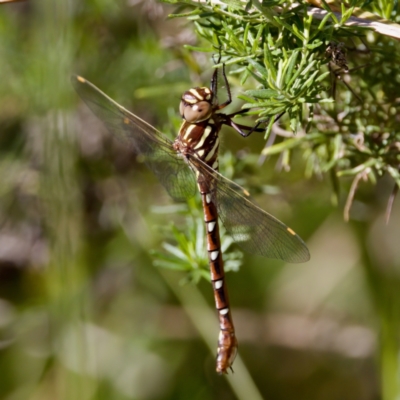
[72, 76, 309, 263]
[72, 75, 196, 201]
[192, 157, 310, 263]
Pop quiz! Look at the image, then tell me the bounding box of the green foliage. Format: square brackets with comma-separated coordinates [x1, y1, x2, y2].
[164, 0, 400, 213]
[152, 203, 243, 284]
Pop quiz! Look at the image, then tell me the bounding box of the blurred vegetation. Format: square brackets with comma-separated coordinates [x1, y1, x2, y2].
[0, 0, 399, 399]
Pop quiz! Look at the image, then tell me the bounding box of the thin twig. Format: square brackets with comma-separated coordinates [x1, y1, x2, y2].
[344, 170, 369, 221]
[385, 184, 398, 225]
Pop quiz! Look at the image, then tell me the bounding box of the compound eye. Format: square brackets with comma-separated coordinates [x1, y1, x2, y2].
[180, 100, 212, 123]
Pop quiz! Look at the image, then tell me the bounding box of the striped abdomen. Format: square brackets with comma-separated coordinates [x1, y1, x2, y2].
[199, 184, 238, 374]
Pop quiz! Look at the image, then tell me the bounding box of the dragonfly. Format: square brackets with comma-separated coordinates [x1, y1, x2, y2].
[72, 64, 310, 374]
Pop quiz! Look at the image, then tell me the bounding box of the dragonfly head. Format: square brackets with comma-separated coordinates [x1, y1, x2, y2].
[179, 87, 213, 123]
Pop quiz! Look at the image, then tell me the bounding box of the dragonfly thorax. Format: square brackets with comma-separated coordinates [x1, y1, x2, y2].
[179, 87, 214, 123]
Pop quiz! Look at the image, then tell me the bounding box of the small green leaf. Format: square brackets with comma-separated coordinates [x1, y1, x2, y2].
[162, 242, 187, 260]
[248, 58, 268, 76]
[245, 89, 279, 98]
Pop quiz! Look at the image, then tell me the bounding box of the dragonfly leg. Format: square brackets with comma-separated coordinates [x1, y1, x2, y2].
[222, 111, 285, 137]
[211, 51, 232, 110]
[215, 62, 232, 110]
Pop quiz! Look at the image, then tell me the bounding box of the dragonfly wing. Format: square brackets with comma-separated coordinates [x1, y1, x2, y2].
[72, 75, 197, 201]
[192, 157, 310, 263]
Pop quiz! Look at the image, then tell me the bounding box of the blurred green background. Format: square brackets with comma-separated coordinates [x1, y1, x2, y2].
[0, 1, 399, 399]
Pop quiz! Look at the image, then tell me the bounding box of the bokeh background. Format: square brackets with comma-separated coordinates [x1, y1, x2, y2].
[0, 1, 399, 399]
